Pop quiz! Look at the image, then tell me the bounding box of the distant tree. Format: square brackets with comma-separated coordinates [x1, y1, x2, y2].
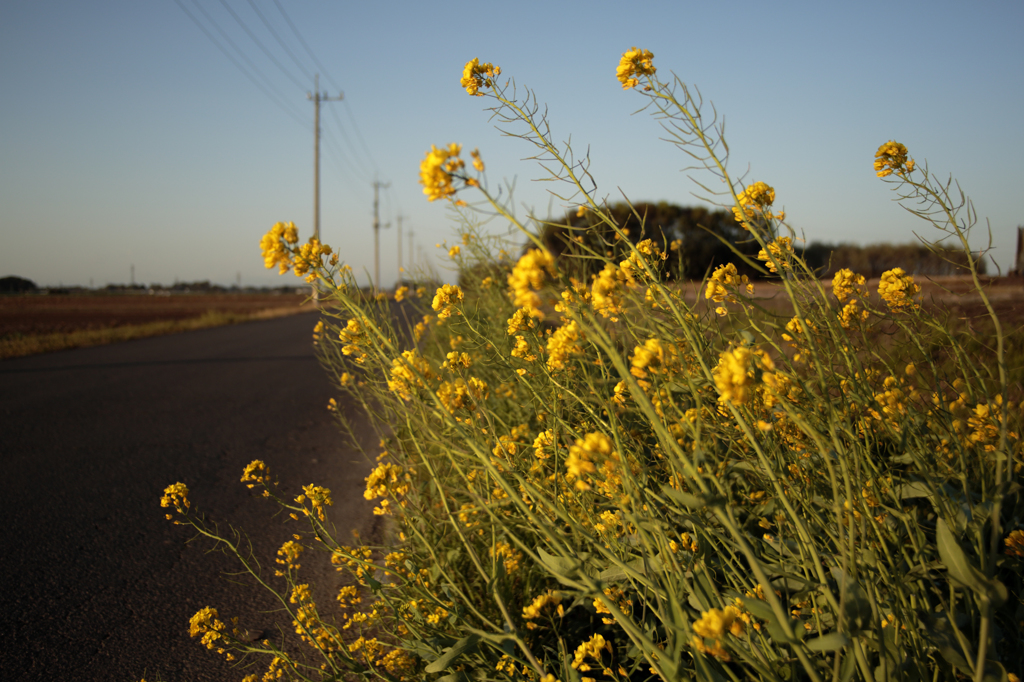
[801, 242, 985, 277]
[539, 202, 761, 281]
[0, 276, 38, 293]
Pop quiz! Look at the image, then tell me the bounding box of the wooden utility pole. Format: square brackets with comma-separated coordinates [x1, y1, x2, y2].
[395, 214, 406, 284]
[308, 75, 343, 243]
[308, 74, 342, 302]
[372, 180, 391, 290]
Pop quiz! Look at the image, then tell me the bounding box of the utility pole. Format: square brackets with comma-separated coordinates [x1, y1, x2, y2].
[396, 214, 406, 283]
[372, 180, 391, 290]
[308, 74, 342, 301]
[408, 230, 414, 270]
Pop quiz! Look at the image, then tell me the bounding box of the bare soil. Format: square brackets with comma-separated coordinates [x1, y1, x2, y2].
[0, 292, 312, 337]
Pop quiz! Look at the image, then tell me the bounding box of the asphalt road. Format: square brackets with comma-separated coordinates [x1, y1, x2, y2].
[0, 312, 381, 681]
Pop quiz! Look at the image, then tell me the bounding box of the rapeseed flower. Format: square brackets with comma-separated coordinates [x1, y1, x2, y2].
[732, 181, 777, 226]
[617, 47, 655, 89]
[874, 140, 915, 177]
[432, 284, 464, 321]
[507, 249, 554, 314]
[460, 58, 501, 96]
[878, 268, 920, 312]
[419, 144, 464, 202]
[831, 268, 866, 302]
[714, 347, 755, 405]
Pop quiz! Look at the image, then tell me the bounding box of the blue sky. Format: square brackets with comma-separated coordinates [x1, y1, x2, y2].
[1, 0, 1021, 288]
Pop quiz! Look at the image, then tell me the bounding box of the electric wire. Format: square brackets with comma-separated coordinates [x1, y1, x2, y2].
[215, 0, 309, 92]
[272, 0, 384, 177]
[326, 103, 376, 181]
[244, 0, 314, 83]
[172, 0, 306, 127]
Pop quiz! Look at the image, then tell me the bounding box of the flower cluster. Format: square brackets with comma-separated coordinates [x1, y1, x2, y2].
[388, 349, 434, 401]
[732, 181, 778, 226]
[831, 268, 867, 302]
[507, 249, 554, 314]
[160, 482, 190, 517]
[878, 267, 920, 312]
[432, 284, 464, 321]
[189, 606, 229, 653]
[436, 376, 489, 416]
[296, 484, 333, 522]
[260, 221, 299, 273]
[691, 605, 745, 660]
[705, 263, 752, 315]
[591, 262, 626, 319]
[460, 58, 501, 96]
[874, 140, 915, 178]
[616, 47, 655, 89]
[339, 317, 370, 363]
[546, 319, 583, 371]
[565, 432, 615, 491]
[419, 143, 465, 203]
[756, 236, 794, 274]
[713, 347, 760, 405]
[293, 238, 332, 280]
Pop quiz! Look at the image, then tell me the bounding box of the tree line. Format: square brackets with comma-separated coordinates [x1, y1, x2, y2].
[538, 202, 985, 280]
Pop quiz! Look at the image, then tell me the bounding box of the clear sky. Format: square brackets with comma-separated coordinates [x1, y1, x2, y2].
[1, 0, 1021, 289]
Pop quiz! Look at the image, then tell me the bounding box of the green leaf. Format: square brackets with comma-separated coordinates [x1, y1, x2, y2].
[537, 548, 579, 584]
[424, 634, 480, 673]
[936, 518, 1008, 606]
[805, 632, 851, 651]
[838, 579, 872, 635]
[436, 674, 471, 682]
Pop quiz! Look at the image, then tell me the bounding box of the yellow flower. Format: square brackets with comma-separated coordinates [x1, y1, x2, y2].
[338, 317, 370, 363]
[546, 319, 583, 371]
[470, 148, 485, 172]
[241, 460, 271, 488]
[394, 285, 408, 302]
[298, 484, 333, 521]
[878, 267, 920, 312]
[523, 590, 563, 619]
[756, 237, 794, 273]
[616, 46, 655, 89]
[387, 349, 434, 400]
[419, 143, 464, 202]
[591, 262, 626, 319]
[565, 432, 614, 490]
[705, 263, 751, 311]
[260, 221, 299, 273]
[732, 182, 776, 225]
[714, 347, 755, 405]
[448, 245, 461, 258]
[831, 268, 866, 302]
[874, 140, 914, 178]
[160, 482, 190, 515]
[432, 284, 464, 321]
[460, 58, 501, 96]
[507, 249, 554, 315]
[189, 607, 226, 650]
[693, 606, 744, 639]
[571, 633, 612, 672]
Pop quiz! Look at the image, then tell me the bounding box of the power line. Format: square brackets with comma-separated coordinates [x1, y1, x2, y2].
[342, 99, 381, 176]
[244, 0, 313, 82]
[271, 0, 344, 92]
[271, 0, 383, 177]
[172, 0, 306, 127]
[326, 103, 376, 180]
[215, 0, 308, 91]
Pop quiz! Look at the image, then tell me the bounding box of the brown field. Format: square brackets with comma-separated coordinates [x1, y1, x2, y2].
[0, 292, 314, 359]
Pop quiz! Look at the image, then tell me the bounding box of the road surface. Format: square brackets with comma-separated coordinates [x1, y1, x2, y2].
[0, 312, 380, 681]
